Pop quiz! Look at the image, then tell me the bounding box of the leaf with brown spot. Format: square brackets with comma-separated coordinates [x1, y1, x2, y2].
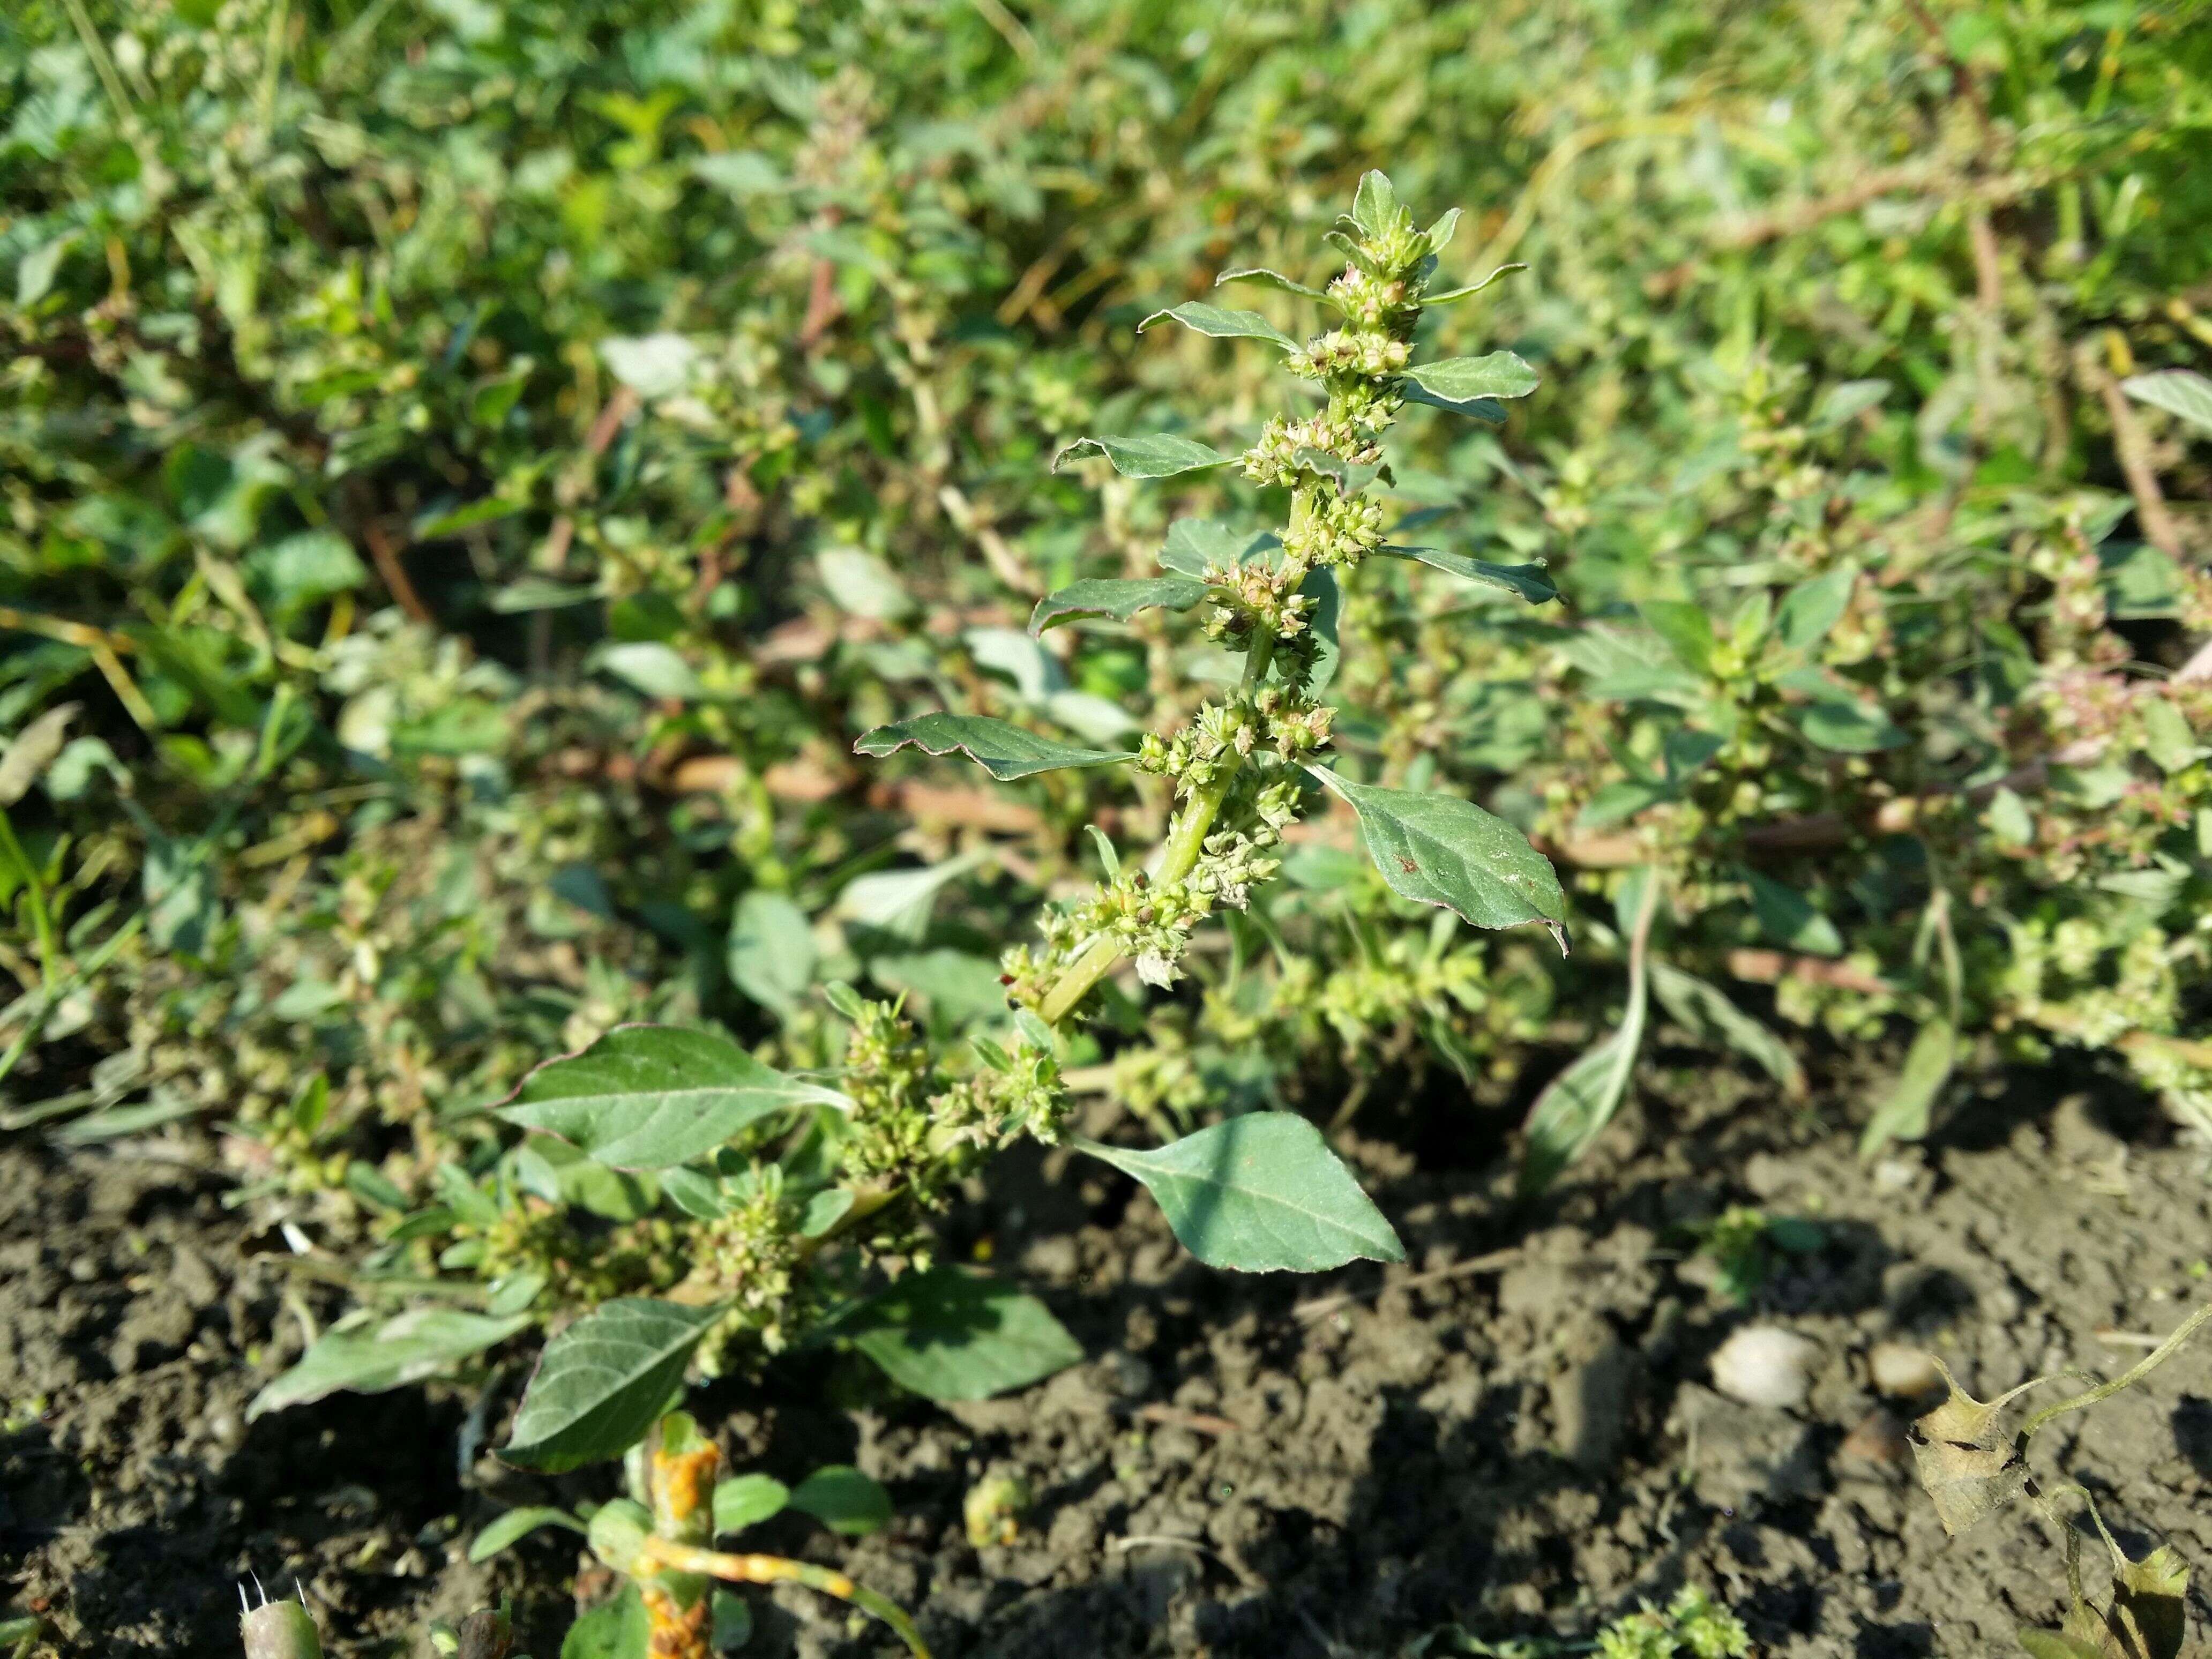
[1907, 1357, 2060, 1535]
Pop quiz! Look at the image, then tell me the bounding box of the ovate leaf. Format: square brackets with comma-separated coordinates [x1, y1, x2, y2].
[1074, 1112, 1402, 1272]
[727, 891, 818, 1017]
[2121, 369, 2212, 437]
[1349, 169, 1400, 239]
[502, 1297, 724, 1473]
[839, 1269, 1083, 1400]
[854, 713, 1136, 780]
[789, 1467, 892, 1537]
[1746, 871, 1844, 956]
[1379, 545, 1558, 603]
[588, 642, 704, 700]
[1029, 576, 1207, 634]
[1775, 565, 1858, 653]
[499, 1025, 847, 1171]
[1052, 435, 1233, 479]
[1811, 379, 1891, 431]
[1139, 303, 1297, 351]
[1402, 352, 1539, 404]
[1305, 764, 1567, 939]
[1158, 518, 1276, 577]
[1640, 600, 1716, 674]
[1797, 698, 1909, 753]
[248, 1308, 530, 1418]
[469, 1505, 588, 1563]
[560, 1585, 647, 1659]
[713, 1474, 790, 1535]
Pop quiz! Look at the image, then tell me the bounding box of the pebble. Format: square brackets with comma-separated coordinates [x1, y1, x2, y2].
[1839, 1408, 1911, 1465]
[1710, 1325, 1822, 1409]
[1867, 1340, 1942, 1399]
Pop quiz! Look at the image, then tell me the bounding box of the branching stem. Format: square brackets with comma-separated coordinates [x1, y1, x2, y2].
[635, 1538, 932, 1659]
[2020, 1299, 2212, 1441]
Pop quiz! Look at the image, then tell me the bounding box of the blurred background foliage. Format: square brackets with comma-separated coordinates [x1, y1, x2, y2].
[2, 0, 2208, 1260]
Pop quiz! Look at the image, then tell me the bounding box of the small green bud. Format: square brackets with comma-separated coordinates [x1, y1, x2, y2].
[962, 1472, 1032, 1548]
[587, 1498, 655, 1576]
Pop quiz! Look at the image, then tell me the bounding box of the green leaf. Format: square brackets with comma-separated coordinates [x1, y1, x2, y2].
[502, 1297, 724, 1473]
[1052, 434, 1233, 479]
[854, 713, 1137, 780]
[1775, 565, 1857, 653]
[414, 495, 524, 540]
[1649, 962, 1805, 1098]
[1304, 764, 1568, 940]
[1350, 169, 1400, 238]
[1810, 379, 1891, 431]
[1987, 787, 2034, 847]
[489, 576, 597, 614]
[247, 1308, 530, 1418]
[712, 1474, 791, 1535]
[840, 1269, 1082, 1401]
[1521, 870, 1657, 1193]
[1398, 383, 1506, 422]
[1379, 545, 1558, 603]
[727, 891, 817, 1017]
[788, 1467, 893, 1537]
[712, 1593, 751, 1650]
[2140, 698, 2202, 773]
[1640, 600, 1716, 674]
[1215, 266, 1329, 301]
[1858, 1019, 1956, 1157]
[1158, 518, 1276, 578]
[1796, 698, 1908, 753]
[1575, 778, 1672, 832]
[1073, 1112, 1402, 1272]
[561, 1585, 647, 1659]
[1423, 262, 1528, 304]
[1029, 576, 1208, 634]
[588, 641, 705, 701]
[1139, 303, 1297, 351]
[1402, 352, 1539, 405]
[1745, 871, 1844, 956]
[2121, 369, 2212, 437]
[499, 1025, 846, 1171]
[1296, 565, 1342, 696]
[469, 1505, 588, 1563]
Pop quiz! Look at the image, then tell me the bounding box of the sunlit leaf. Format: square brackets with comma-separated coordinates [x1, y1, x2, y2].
[1139, 303, 1297, 351]
[499, 1025, 846, 1172]
[1305, 764, 1567, 939]
[1074, 1112, 1402, 1272]
[1052, 434, 1234, 478]
[855, 713, 1137, 779]
[839, 1269, 1082, 1400]
[502, 1297, 724, 1473]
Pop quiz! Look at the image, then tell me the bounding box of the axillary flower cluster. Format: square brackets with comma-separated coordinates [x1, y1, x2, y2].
[998, 192, 1451, 1025]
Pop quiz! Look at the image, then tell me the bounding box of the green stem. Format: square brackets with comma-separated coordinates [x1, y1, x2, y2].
[2020, 1298, 2212, 1441]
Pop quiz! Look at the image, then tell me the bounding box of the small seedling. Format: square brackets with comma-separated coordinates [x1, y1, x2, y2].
[1690, 1206, 1824, 1305]
[558, 1411, 926, 1658]
[961, 1472, 1031, 1548]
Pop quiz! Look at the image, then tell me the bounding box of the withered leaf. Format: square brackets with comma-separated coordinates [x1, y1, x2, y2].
[1908, 1357, 2057, 1535]
[2099, 1544, 2190, 1659]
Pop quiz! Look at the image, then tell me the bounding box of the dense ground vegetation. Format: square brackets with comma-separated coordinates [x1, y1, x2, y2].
[3, 0, 2210, 1653]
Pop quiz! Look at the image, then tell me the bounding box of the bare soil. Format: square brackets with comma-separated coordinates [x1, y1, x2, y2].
[8, 1065, 2212, 1657]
